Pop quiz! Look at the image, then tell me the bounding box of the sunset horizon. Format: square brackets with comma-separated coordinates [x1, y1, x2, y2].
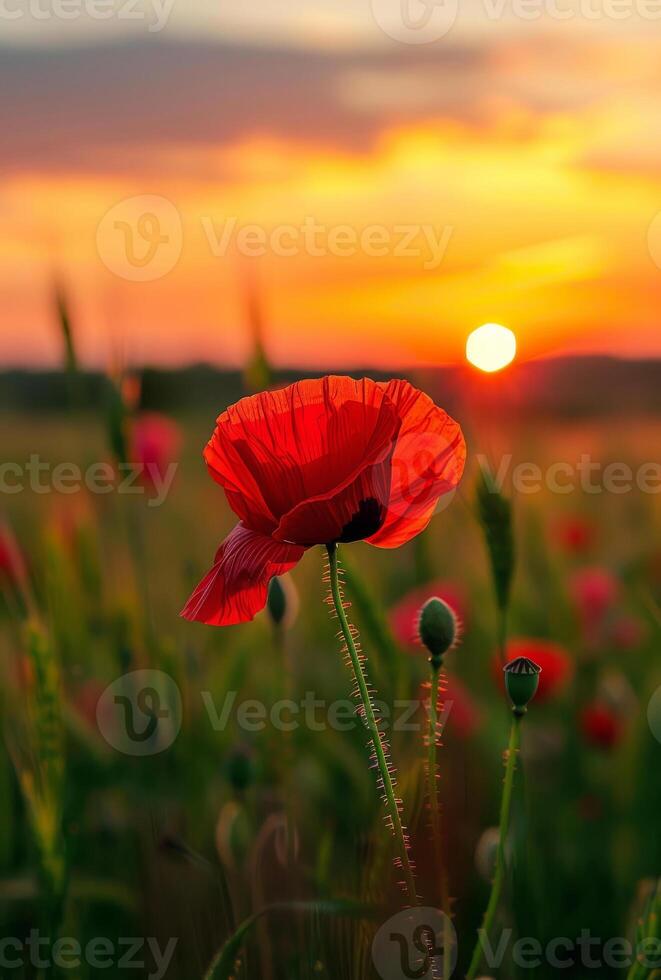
[2, 9, 660, 370]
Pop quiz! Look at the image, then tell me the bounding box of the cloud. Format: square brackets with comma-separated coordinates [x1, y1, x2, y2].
[0, 38, 476, 176]
[1, 30, 643, 179]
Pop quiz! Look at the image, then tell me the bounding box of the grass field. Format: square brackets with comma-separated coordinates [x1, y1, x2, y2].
[1, 383, 660, 980]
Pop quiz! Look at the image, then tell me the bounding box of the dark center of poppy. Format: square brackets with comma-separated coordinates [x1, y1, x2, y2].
[336, 497, 385, 544]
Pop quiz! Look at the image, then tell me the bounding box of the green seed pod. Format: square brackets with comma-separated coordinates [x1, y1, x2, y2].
[504, 657, 541, 714]
[418, 597, 458, 668]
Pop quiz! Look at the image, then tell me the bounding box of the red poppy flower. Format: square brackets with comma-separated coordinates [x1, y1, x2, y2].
[390, 579, 467, 651]
[579, 702, 623, 750]
[182, 376, 466, 626]
[494, 637, 573, 702]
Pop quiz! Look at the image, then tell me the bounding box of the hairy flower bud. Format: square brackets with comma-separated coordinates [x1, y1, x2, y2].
[417, 597, 458, 668]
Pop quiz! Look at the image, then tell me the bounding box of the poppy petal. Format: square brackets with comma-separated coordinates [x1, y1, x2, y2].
[273, 451, 395, 546]
[180, 524, 305, 626]
[203, 377, 399, 533]
[367, 379, 466, 548]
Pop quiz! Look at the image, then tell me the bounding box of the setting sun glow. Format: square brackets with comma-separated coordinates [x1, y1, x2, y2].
[466, 323, 517, 373]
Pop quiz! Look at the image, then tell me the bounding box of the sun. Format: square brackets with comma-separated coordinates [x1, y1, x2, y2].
[466, 323, 517, 373]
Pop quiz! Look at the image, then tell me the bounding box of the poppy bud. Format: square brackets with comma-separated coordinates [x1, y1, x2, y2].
[503, 656, 542, 715]
[266, 574, 298, 629]
[417, 597, 457, 669]
[267, 576, 287, 625]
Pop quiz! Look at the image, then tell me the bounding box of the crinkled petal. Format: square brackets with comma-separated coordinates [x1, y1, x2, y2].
[273, 450, 395, 546]
[367, 379, 466, 548]
[204, 376, 399, 533]
[180, 524, 305, 626]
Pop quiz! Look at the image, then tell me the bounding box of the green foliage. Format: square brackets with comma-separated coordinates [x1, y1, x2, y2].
[341, 555, 401, 694]
[204, 900, 369, 980]
[105, 374, 130, 465]
[18, 624, 66, 911]
[54, 281, 78, 376]
[475, 463, 515, 614]
[627, 880, 661, 980]
[1, 406, 659, 979]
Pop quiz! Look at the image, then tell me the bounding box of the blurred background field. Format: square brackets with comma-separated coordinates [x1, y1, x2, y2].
[1, 356, 660, 978]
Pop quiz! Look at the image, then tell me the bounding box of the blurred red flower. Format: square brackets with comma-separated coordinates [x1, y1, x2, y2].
[495, 637, 573, 702]
[610, 614, 647, 651]
[390, 579, 467, 650]
[579, 702, 623, 749]
[131, 412, 181, 489]
[551, 514, 594, 555]
[569, 566, 619, 634]
[0, 521, 28, 594]
[422, 674, 481, 739]
[182, 377, 466, 625]
[442, 675, 482, 739]
[72, 680, 104, 729]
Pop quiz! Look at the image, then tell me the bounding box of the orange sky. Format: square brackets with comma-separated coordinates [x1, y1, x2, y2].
[1, 18, 660, 368]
